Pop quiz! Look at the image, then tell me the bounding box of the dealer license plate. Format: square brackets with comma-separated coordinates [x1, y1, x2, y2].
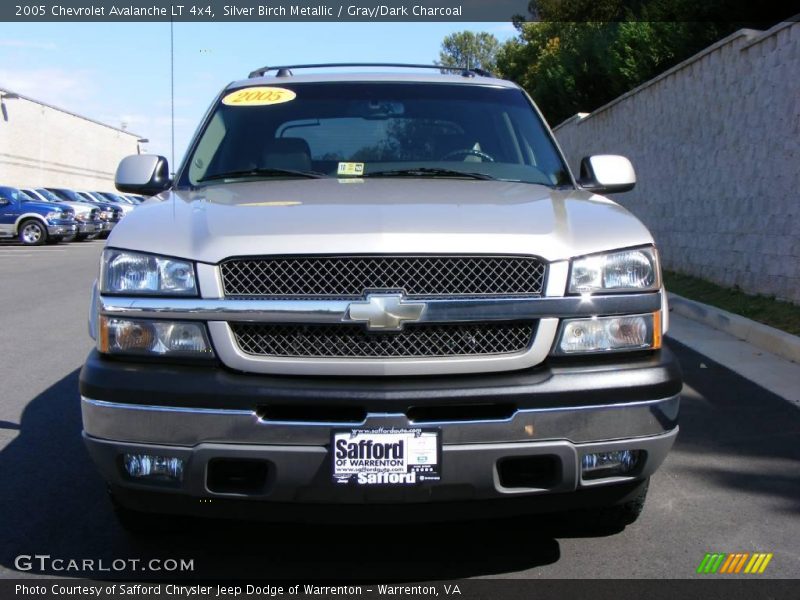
[332, 428, 441, 486]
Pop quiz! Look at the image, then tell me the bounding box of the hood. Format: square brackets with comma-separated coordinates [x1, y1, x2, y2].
[108, 178, 655, 264]
[22, 201, 67, 215]
[60, 201, 92, 215]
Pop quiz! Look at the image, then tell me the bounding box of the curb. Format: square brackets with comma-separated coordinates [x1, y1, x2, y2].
[668, 293, 800, 364]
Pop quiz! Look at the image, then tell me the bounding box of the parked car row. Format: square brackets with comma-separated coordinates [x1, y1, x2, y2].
[0, 185, 146, 246]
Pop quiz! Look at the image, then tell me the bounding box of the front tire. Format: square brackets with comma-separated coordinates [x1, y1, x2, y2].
[109, 491, 190, 535]
[18, 220, 47, 246]
[570, 478, 649, 532]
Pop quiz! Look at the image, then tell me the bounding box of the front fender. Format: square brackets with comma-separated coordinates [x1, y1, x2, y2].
[14, 212, 48, 234]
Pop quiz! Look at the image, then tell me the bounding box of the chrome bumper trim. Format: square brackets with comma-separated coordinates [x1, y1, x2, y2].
[81, 394, 679, 447]
[47, 224, 78, 235]
[98, 292, 661, 324]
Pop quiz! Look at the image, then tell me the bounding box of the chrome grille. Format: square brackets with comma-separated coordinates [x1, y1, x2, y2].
[220, 255, 546, 299]
[231, 322, 536, 358]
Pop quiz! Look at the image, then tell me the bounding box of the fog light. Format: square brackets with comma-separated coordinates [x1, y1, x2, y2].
[123, 453, 185, 481]
[581, 450, 641, 480]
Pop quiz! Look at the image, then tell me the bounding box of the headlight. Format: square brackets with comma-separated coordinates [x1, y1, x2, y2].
[98, 316, 213, 358]
[45, 211, 63, 220]
[555, 312, 661, 354]
[569, 246, 659, 294]
[75, 213, 87, 222]
[100, 249, 197, 296]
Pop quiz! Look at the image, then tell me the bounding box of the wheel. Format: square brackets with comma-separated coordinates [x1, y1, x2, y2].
[18, 219, 47, 246]
[440, 148, 496, 162]
[571, 478, 649, 532]
[109, 491, 190, 535]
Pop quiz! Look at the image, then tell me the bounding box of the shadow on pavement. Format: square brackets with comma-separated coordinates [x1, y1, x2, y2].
[667, 338, 800, 513]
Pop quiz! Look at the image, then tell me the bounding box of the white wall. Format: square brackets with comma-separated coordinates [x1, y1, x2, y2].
[554, 21, 800, 304]
[0, 91, 141, 192]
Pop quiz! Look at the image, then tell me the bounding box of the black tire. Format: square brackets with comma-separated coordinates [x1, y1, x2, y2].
[74, 233, 90, 242]
[570, 478, 649, 533]
[18, 219, 47, 246]
[110, 492, 190, 536]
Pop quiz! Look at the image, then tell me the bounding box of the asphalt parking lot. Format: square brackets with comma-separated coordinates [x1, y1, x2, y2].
[0, 240, 798, 580]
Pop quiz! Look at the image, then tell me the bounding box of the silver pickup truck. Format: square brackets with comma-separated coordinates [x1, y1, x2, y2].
[81, 64, 681, 532]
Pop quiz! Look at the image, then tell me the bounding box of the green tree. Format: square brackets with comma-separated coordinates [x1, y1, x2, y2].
[492, 0, 788, 126]
[438, 31, 501, 72]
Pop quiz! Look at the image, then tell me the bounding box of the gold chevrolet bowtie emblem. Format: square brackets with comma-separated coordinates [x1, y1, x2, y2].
[347, 293, 426, 331]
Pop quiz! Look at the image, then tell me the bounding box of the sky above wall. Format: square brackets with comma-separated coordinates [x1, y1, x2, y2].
[0, 22, 516, 168]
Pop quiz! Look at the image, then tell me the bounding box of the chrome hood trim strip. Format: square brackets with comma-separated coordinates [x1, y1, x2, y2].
[98, 293, 661, 324]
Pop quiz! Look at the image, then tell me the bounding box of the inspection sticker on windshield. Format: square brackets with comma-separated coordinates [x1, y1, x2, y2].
[332, 428, 441, 485]
[337, 162, 364, 176]
[221, 86, 296, 106]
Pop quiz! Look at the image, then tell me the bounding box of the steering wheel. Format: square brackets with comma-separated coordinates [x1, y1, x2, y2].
[439, 148, 496, 162]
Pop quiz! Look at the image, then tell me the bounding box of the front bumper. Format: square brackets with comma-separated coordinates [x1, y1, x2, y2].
[77, 222, 98, 234]
[81, 348, 681, 510]
[47, 223, 77, 236]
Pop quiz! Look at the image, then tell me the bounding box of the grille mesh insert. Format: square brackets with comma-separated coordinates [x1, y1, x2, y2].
[220, 255, 546, 298]
[231, 322, 536, 358]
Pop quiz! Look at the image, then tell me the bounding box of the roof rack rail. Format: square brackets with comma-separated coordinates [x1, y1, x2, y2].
[247, 63, 494, 79]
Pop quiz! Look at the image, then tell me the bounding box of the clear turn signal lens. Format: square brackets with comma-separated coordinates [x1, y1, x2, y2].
[98, 317, 213, 358]
[557, 312, 660, 354]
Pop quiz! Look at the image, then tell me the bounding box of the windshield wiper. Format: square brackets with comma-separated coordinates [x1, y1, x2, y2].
[362, 167, 495, 181]
[198, 167, 325, 182]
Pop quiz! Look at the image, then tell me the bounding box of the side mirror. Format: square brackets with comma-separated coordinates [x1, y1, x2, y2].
[115, 154, 171, 195]
[578, 155, 636, 194]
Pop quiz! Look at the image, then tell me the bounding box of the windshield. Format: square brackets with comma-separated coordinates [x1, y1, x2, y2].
[50, 188, 91, 203]
[35, 188, 62, 203]
[0, 186, 32, 203]
[179, 82, 571, 188]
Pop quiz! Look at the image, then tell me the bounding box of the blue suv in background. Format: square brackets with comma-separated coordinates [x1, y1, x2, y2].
[0, 186, 77, 245]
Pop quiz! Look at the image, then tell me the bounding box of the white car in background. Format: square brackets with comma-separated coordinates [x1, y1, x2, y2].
[83, 191, 136, 216]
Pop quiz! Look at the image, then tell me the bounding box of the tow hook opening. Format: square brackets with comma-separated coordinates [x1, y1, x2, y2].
[206, 458, 271, 494]
[497, 455, 561, 489]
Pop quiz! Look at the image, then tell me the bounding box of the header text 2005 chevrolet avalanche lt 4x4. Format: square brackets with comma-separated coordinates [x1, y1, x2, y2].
[80, 64, 681, 531]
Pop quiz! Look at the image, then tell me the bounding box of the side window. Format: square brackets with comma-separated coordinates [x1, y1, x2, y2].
[189, 112, 227, 182]
[0, 189, 16, 205]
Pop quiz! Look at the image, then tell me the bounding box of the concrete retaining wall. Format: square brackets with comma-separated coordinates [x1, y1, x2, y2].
[553, 21, 800, 304]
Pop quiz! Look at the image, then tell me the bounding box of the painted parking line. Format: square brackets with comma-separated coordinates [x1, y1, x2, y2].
[0, 248, 67, 252]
